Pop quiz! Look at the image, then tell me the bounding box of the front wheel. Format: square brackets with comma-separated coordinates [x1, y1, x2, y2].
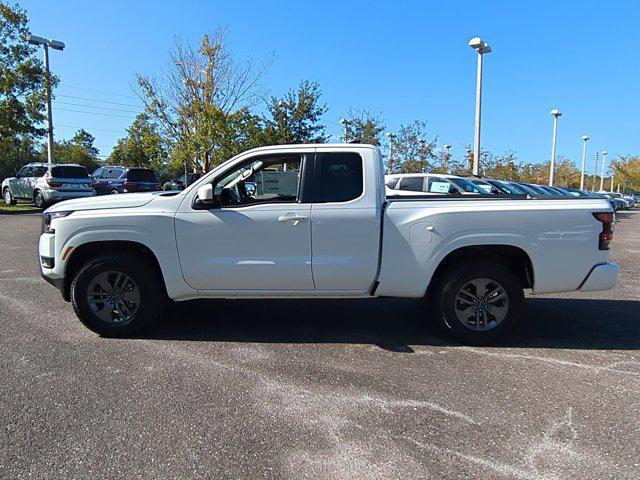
[70, 253, 166, 336]
[3, 188, 16, 205]
[432, 259, 524, 345]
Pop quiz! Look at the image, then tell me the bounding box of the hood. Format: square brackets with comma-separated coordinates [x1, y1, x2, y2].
[46, 192, 160, 213]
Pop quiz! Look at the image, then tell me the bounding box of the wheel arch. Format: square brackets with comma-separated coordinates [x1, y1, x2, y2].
[426, 244, 534, 298]
[63, 240, 167, 302]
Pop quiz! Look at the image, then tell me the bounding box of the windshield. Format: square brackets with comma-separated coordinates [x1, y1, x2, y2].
[127, 169, 158, 182]
[449, 177, 487, 194]
[51, 165, 89, 179]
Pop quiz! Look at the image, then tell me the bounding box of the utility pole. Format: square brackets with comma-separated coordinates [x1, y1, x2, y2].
[580, 135, 589, 190]
[600, 150, 607, 192]
[468, 37, 491, 176]
[444, 144, 451, 174]
[387, 132, 396, 174]
[592, 151, 599, 191]
[28, 35, 65, 165]
[339, 118, 350, 143]
[548, 109, 562, 186]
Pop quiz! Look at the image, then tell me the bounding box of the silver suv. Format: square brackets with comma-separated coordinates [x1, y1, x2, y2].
[2, 163, 95, 208]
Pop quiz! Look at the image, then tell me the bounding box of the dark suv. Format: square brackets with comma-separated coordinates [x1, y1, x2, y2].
[91, 166, 161, 195]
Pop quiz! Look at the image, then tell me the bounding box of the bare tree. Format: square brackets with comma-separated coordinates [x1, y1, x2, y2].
[135, 28, 272, 171]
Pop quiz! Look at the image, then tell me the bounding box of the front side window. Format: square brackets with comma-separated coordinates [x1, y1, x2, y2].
[92, 168, 103, 179]
[449, 177, 486, 194]
[16, 167, 29, 178]
[427, 177, 456, 194]
[213, 154, 302, 207]
[319, 152, 363, 202]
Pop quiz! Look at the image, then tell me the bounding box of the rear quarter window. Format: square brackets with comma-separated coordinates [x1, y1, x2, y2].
[319, 153, 363, 202]
[51, 166, 89, 179]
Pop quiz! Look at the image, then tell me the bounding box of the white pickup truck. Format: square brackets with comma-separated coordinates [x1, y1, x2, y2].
[39, 144, 619, 344]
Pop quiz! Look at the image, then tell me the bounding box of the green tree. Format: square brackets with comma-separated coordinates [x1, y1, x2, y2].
[343, 109, 385, 145]
[47, 129, 100, 171]
[109, 114, 166, 170]
[0, 2, 53, 179]
[264, 80, 327, 144]
[388, 121, 437, 174]
[611, 156, 640, 192]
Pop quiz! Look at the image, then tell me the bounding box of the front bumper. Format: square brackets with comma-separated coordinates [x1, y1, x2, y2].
[579, 263, 619, 292]
[39, 232, 67, 299]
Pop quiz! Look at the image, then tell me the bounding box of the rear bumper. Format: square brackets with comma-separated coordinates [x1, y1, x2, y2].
[45, 190, 96, 201]
[579, 263, 619, 292]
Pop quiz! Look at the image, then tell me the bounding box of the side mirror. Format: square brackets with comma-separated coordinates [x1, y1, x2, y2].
[194, 184, 221, 209]
[197, 184, 213, 201]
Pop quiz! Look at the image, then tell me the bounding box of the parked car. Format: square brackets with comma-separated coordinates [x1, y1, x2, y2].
[91, 166, 161, 195]
[385, 173, 489, 196]
[466, 177, 528, 195]
[2, 163, 95, 208]
[163, 172, 203, 191]
[39, 144, 618, 345]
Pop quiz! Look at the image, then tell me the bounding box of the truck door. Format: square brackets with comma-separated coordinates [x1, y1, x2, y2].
[310, 152, 381, 292]
[175, 153, 315, 292]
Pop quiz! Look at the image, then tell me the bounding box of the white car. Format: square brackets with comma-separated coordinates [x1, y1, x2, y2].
[2, 163, 95, 208]
[39, 144, 618, 344]
[385, 173, 489, 196]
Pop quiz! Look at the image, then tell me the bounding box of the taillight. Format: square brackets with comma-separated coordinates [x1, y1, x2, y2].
[46, 178, 62, 188]
[592, 212, 614, 250]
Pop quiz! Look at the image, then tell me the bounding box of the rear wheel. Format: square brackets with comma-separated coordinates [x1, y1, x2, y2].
[432, 259, 523, 345]
[109, 189, 119, 195]
[70, 253, 166, 336]
[3, 188, 16, 205]
[34, 190, 46, 209]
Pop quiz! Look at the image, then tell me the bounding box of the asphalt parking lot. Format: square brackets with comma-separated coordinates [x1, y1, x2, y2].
[1, 211, 639, 479]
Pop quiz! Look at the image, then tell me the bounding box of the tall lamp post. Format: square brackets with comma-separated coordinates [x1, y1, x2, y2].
[548, 109, 562, 186]
[28, 35, 65, 166]
[444, 144, 451, 174]
[599, 150, 608, 191]
[339, 118, 351, 143]
[468, 37, 491, 176]
[579, 135, 589, 190]
[387, 132, 396, 174]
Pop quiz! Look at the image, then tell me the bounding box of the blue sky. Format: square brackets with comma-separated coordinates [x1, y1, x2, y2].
[24, 0, 640, 172]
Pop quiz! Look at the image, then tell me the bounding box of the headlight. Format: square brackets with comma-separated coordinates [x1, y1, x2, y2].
[41, 211, 73, 234]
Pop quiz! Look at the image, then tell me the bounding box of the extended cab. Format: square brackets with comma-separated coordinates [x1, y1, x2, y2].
[39, 144, 619, 344]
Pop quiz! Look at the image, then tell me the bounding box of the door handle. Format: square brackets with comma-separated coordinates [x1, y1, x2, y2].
[278, 213, 308, 225]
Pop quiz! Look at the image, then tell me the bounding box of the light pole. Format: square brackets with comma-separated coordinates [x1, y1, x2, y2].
[443, 144, 451, 174]
[579, 135, 589, 190]
[387, 132, 396, 174]
[610, 168, 615, 192]
[468, 37, 491, 176]
[28, 35, 65, 166]
[600, 150, 607, 191]
[339, 118, 351, 143]
[548, 109, 562, 186]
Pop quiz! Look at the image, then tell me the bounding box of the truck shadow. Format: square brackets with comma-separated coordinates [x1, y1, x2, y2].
[141, 297, 640, 351]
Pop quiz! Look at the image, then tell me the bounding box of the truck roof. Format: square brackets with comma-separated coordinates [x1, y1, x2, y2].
[25, 162, 88, 168]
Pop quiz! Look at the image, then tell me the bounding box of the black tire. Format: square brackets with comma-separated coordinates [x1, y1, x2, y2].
[431, 259, 523, 345]
[3, 188, 16, 205]
[34, 190, 46, 209]
[70, 252, 167, 337]
[109, 189, 119, 195]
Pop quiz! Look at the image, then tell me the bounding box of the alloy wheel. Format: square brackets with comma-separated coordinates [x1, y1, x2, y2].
[86, 270, 141, 323]
[454, 277, 509, 331]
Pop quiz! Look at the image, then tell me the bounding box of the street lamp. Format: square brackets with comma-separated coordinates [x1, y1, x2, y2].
[339, 118, 351, 143]
[548, 109, 562, 186]
[579, 135, 589, 190]
[443, 144, 451, 174]
[600, 150, 608, 191]
[28, 35, 65, 165]
[468, 37, 491, 176]
[386, 132, 396, 174]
